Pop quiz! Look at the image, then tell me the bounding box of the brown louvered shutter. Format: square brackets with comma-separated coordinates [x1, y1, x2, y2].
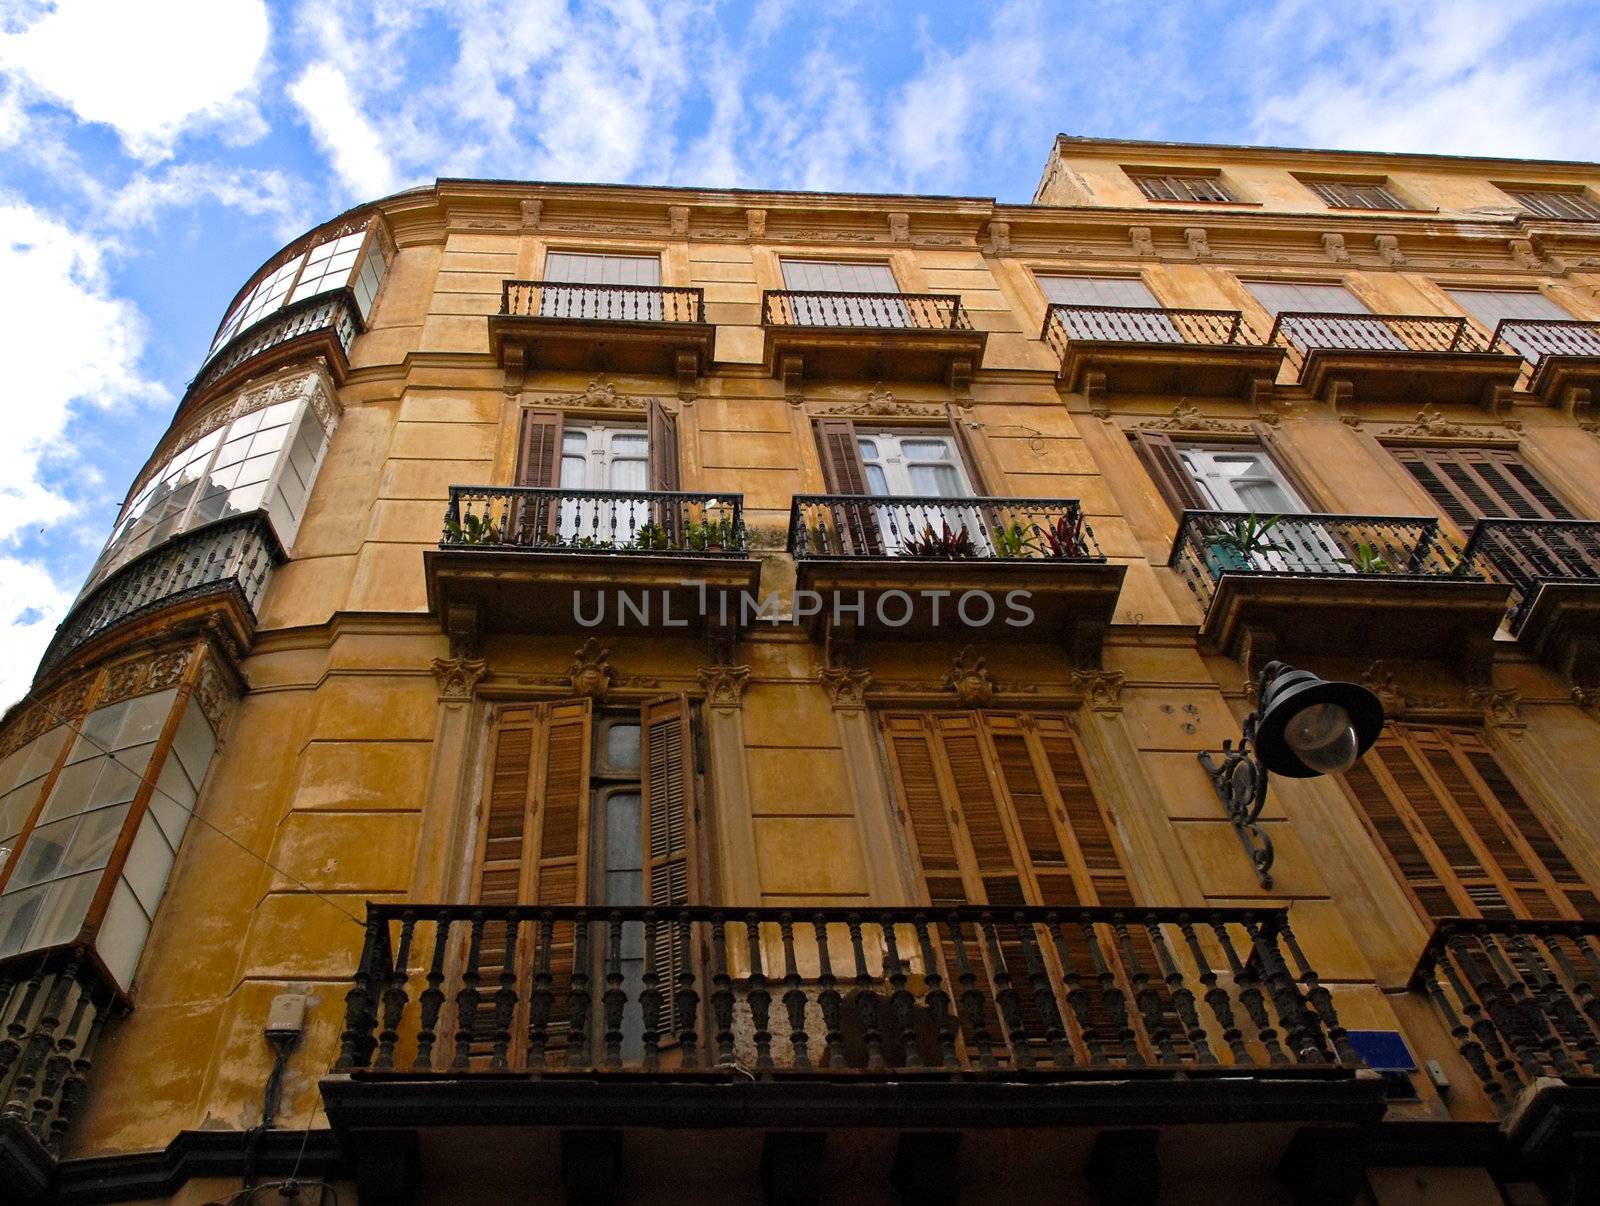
[1392, 446, 1574, 524]
[647, 399, 680, 492]
[1129, 431, 1209, 517]
[1338, 725, 1597, 923]
[816, 418, 871, 494]
[947, 406, 991, 495]
[881, 714, 968, 907]
[516, 409, 563, 486]
[642, 695, 696, 1030]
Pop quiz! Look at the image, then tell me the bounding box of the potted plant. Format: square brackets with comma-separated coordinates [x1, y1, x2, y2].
[1038, 512, 1086, 559]
[1336, 540, 1394, 574]
[1203, 513, 1282, 575]
[443, 511, 500, 545]
[899, 522, 977, 559]
[991, 521, 1037, 559]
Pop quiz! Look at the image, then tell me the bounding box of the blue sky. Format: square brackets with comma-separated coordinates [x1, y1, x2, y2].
[0, 0, 1598, 705]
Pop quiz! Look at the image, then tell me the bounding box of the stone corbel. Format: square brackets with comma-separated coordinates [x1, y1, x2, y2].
[1184, 227, 1212, 258]
[675, 349, 700, 402]
[745, 208, 766, 239]
[947, 355, 974, 404]
[818, 666, 873, 710]
[445, 601, 483, 660]
[1321, 233, 1350, 263]
[431, 657, 488, 703]
[501, 341, 526, 397]
[1070, 669, 1126, 713]
[1374, 235, 1406, 266]
[1467, 686, 1525, 737]
[1508, 238, 1543, 271]
[1128, 226, 1155, 257]
[668, 205, 690, 238]
[520, 198, 542, 229]
[1322, 376, 1356, 421]
[887, 211, 910, 243]
[1561, 384, 1594, 427]
[1482, 382, 1520, 428]
[986, 220, 1012, 254]
[1082, 370, 1109, 419]
[697, 663, 752, 712]
[1246, 375, 1278, 423]
[780, 354, 804, 404]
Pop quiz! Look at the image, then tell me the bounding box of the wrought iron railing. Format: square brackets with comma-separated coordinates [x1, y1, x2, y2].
[1267, 312, 1486, 379]
[1489, 318, 1600, 389]
[442, 487, 747, 556]
[0, 952, 116, 1157]
[762, 290, 971, 331]
[189, 290, 360, 401]
[39, 515, 281, 675]
[500, 281, 705, 323]
[788, 496, 1103, 561]
[1041, 304, 1256, 360]
[1410, 919, 1600, 1110]
[1170, 511, 1474, 612]
[334, 903, 1360, 1076]
[1463, 519, 1600, 632]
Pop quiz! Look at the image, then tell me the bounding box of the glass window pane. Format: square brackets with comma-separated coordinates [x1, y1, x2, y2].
[605, 725, 641, 773]
[560, 454, 588, 489]
[124, 815, 175, 913]
[96, 879, 152, 992]
[605, 869, 644, 906]
[608, 458, 647, 492]
[117, 691, 177, 749]
[7, 817, 72, 889]
[173, 704, 217, 783]
[865, 464, 890, 495]
[29, 872, 99, 951]
[84, 754, 147, 811]
[605, 792, 643, 871]
[901, 439, 954, 460]
[0, 885, 45, 957]
[909, 464, 963, 496]
[610, 433, 648, 456]
[63, 802, 131, 874]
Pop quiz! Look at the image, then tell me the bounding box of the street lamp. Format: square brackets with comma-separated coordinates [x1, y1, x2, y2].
[1200, 661, 1384, 889]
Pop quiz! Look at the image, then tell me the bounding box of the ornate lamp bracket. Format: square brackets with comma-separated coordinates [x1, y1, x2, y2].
[1199, 701, 1276, 890]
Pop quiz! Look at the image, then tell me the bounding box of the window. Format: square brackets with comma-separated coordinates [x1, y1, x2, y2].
[89, 391, 337, 594]
[779, 259, 905, 326]
[1177, 447, 1308, 513]
[1128, 171, 1236, 203]
[206, 222, 389, 359]
[1246, 280, 1405, 351]
[1443, 288, 1594, 364]
[540, 252, 663, 320]
[1391, 446, 1574, 526]
[1038, 275, 1180, 342]
[1339, 725, 1600, 921]
[544, 252, 662, 286]
[1299, 177, 1408, 211]
[1501, 186, 1600, 221]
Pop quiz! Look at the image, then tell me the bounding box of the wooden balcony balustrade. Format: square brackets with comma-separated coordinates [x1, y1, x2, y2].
[1489, 318, 1600, 404]
[1267, 311, 1521, 405]
[37, 514, 281, 677]
[1041, 303, 1285, 402]
[490, 281, 714, 389]
[1410, 919, 1600, 1108]
[333, 903, 1362, 1079]
[759, 291, 986, 388]
[1169, 510, 1511, 663]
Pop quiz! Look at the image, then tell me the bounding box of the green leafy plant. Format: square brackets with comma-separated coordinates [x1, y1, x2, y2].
[1204, 513, 1284, 557]
[1336, 541, 1394, 574]
[443, 511, 500, 545]
[899, 522, 977, 559]
[683, 516, 735, 552]
[991, 521, 1037, 558]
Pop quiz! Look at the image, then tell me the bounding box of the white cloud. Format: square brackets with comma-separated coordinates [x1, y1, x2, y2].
[0, 0, 271, 160]
[0, 558, 75, 711]
[287, 62, 401, 200]
[101, 163, 311, 241]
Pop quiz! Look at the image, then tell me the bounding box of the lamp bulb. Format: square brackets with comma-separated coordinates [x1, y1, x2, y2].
[1283, 702, 1360, 775]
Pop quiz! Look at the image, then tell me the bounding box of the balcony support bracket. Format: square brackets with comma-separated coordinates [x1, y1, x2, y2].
[675, 349, 700, 401]
[354, 1129, 420, 1206]
[781, 354, 805, 403]
[1084, 1128, 1160, 1206]
[1275, 1125, 1370, 1206]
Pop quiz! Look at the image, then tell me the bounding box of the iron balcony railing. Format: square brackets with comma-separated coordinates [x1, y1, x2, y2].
[334, 903, 1361, 1077]
[1041, 304, 1255, 360]
[500, 280, 705, 324]
[1267, 312, 1484, 379]
[189, 289, 360, 401]
[1489, 318, 1600, 389]
[38, 514, 281, 675]
[788, 496, 1103, 562]
[1169, 511, 1474, 612]
[1410, 918, 1600, 1111]
[762, 290, 971, 331]
[442, 486, 747, 556]
[1463, 519, 1600, 632]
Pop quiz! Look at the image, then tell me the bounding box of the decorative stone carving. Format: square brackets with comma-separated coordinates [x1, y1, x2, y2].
[1321, 233, 1350, 263]
[547, 380, 654, 412]
[568, 639, 615, 700]
[816, 387, 944, 419]
[1128, 226, 1155, 257]
[1508, 239, 1543, 271]
[698, 664, 752, 711]
[194, 658, 234, 731]
[746, 208, 766, 239]
[668, 205, 690, 237]
[1572, 685, 1600, 715]
[149, 651, 189, 691]
[818, 666, 873, 710]
[431, 657, 488, 702]
[1184, 227, 1212, 258]
[887, 212, 910, 242]
[101, 649, 192, 708]
[1070, 670, 1126, 712]
[1467, 686, 1524, 732]
[520, 198, 542, 229]
[943, 648, 994, 706]
[543, 221, 655, 235]
[1379, 405, 1478, 439]
[1360, 662, 1407, 719]
[1133, 401, 1252, 434]
[987, 221, 1012, 253]
[1374, 235, 1406, 266]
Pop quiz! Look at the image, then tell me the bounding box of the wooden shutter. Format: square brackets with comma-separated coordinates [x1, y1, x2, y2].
[642, 695, 696, 1029]
[516, 410, 563, 487]
[815, 418, 871, 494]
[881, 715, 968, 907]
[647, 399, 680, 492]
[947, 406, 991, 495]
[1338, 725, 1599, 923]
[1129, 431, 1209, 517]
[1393, 447, 1574, 524]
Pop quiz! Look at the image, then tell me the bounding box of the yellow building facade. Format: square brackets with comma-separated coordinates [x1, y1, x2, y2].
[4, 135, 1600, 1204]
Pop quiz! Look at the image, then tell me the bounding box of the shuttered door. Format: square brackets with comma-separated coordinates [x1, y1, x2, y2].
[1129, 431, 1210, 518]
[641, 695, 696, 1031]
[1337, 725, 1599, 924]
[1392, 447, 1574, 525]
[513, 409, 563, 544]
[880, 711, 1154, 1063]
[813, 418, 882, 555]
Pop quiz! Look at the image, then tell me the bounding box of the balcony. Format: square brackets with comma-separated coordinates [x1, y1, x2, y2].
[786, 495, 1124, 657]
[1465, 519, 1600, 682]
[321, 903, 1382, 1194]
[1411, 919, 1600, 1189]
[1041, 304, 1284, 403]
[1169, 511, 1512, 664]
[1268, 312, 1522, 406]
[487, 281, 715, 392]
[183, 290, 360, 415]
[760, 290, 987, 389]
[36, 514, 280, 681]
[1489, 319, 1600, 407]
[423, 486, 760, 640]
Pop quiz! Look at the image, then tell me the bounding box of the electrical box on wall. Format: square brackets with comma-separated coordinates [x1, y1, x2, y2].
[265, 992, 307, 1040]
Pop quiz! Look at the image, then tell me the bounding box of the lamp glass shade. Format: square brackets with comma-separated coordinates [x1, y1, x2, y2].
[1282, 702, 1360, 774]
[1255, 668, 1384, 778]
